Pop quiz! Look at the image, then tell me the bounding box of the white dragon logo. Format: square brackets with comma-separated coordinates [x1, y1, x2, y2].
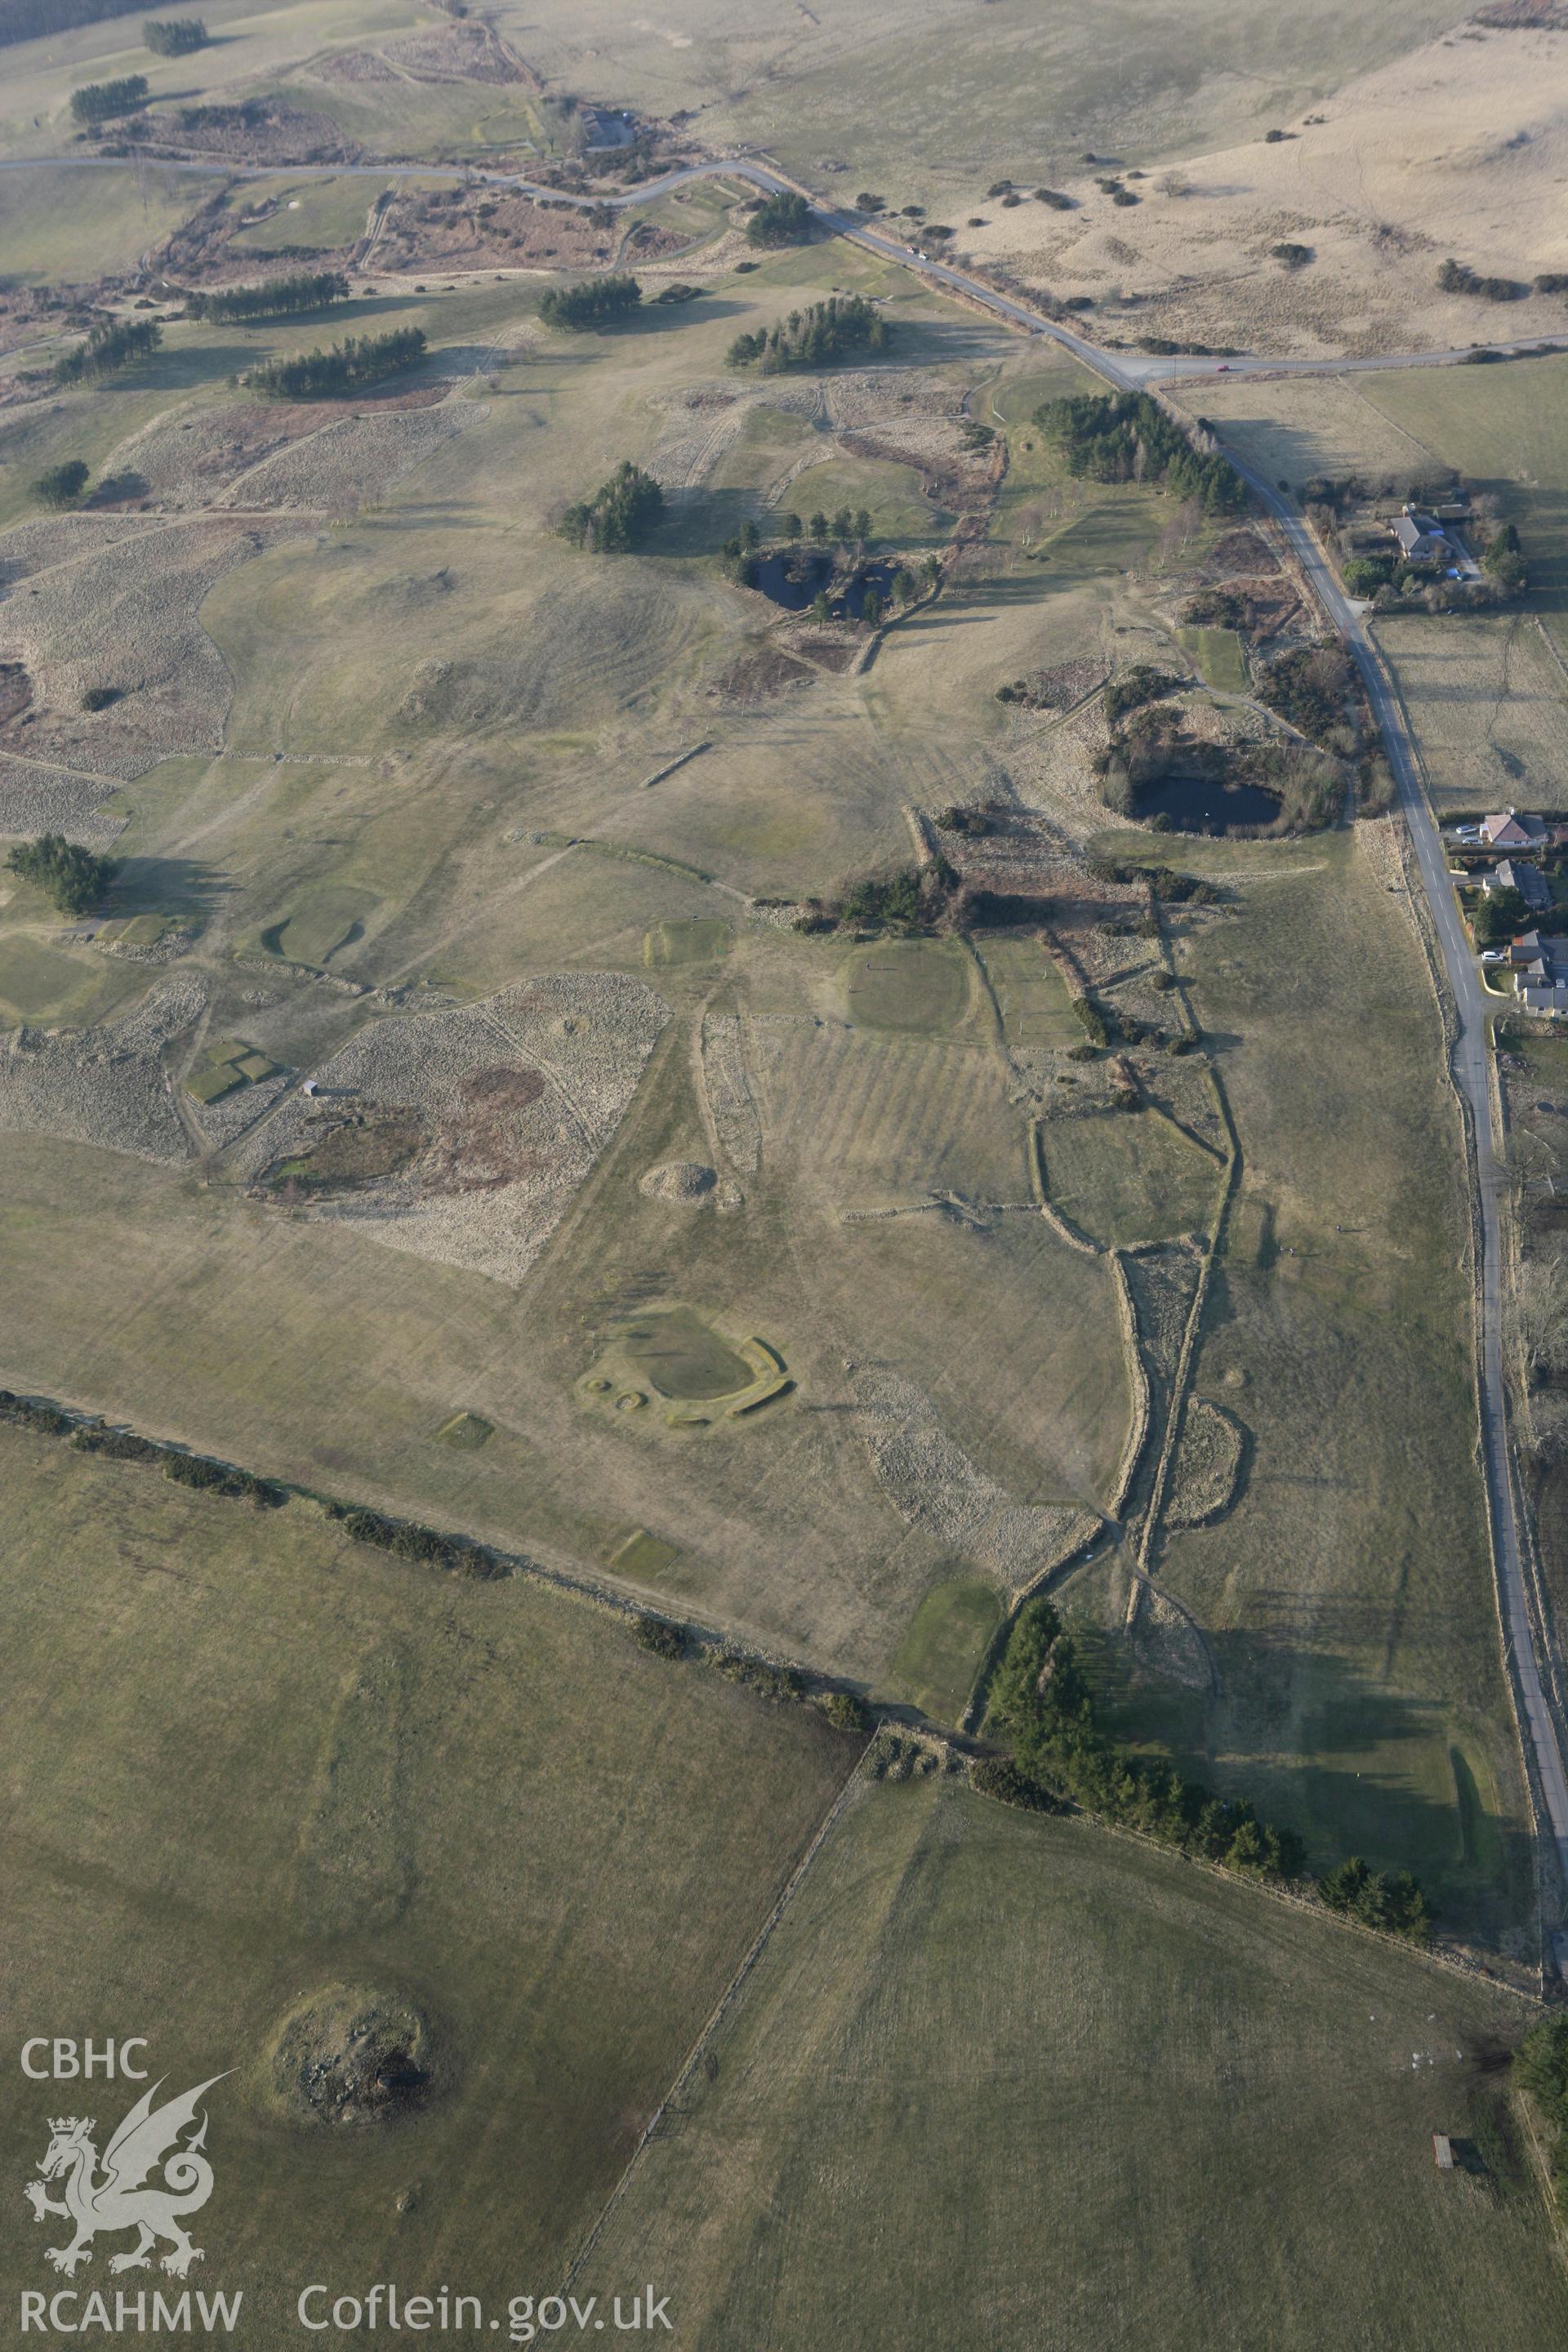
[24, 2075, 229, 2279]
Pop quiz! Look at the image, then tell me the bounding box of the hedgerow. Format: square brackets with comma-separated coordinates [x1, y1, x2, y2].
[1514, 2018, 1568, 2213]
[980, 1597, 1435, 1939]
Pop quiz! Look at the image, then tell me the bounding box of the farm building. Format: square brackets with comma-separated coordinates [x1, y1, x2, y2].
[1433, 2134, 1455, 2172]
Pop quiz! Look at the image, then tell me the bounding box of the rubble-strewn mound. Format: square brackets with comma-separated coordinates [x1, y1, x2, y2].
[640, 1159, 717, 1203]
[1167, 1397, 1248, 1526]
[264, 1984, 434, 2129]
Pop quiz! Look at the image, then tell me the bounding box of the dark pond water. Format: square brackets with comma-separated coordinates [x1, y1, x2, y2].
[750, 552, 899, 618]
[839, 559, 897, 619]
[1135, 773, 1282, 835]
[751, 550, 831, 609]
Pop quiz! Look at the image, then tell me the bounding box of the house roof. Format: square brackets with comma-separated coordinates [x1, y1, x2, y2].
[1393, 509, 1446, 556]
[1481, 811, 1548, 847]
[1495, 858, 1552, 908]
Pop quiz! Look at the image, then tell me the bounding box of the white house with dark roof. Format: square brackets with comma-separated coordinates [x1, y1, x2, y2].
[1480, 810, 1552, 851]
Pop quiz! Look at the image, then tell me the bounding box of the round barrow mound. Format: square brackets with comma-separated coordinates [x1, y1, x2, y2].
[263, 1984, 435, 2129]
[639, 1160, 716, 1205]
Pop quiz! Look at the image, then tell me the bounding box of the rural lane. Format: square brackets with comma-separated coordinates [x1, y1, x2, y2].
[10, 144, 1568, 1900]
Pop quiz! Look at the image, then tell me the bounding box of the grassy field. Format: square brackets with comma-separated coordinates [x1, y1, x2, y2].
[1077, 828, 1535, 1950]
[0, 239, 1140, 1690]
[0, 217, 1536, 1949]
[0, 1421, 857, 2334]
[228, 172, 390, 253]
[1174, 372, 1442, 496]
[887, 1578, 1000, 1723]
[0, 0, 1472, 196]
[577, 1772, 1567, 2350]
[1374, 613, 1568, 816]
[1183, 621, 1250, 692]
[1182, 361, 1568, 661]
[1040, 1106, 1224, 1245]
[1353, 357, 1568, 644]
[0, 0, 436, 163]
[0, 930, 140, 1024]
[0, 162, 202, 285]
[978, 935, 1082, 1050]
[483, 0, 1467, 213]
[844, 937, 970, 1034]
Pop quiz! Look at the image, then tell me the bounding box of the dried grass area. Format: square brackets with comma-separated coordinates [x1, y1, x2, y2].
[856, 1366, 1098, 1595]
[0, 972, 203, 1161]
[234, 973, 667, 1284]
[647, 381, 821, 492]
[149, 102, 361, 167]
[647, 368, 986, 502]
[0, 514, 147, 583]
[0, 515, 298, 779]
[1355, 813, 1423, 951]
[95, 394, 439, 517]
[1128, 1577, 1216, 1689]
[316, 24, 536, 86]
[699, 1009, 762, 1175]
[372, 191, 605, 276]
[1004, 697, 1114, 836]
[1142, 1055, 1229, 1158]
[1166, 1396, 1246, 1526]
[1122, 1241, 1205, 1391]
[0, 757, 125, 848]
[826, 369, 990, 487]
[212, 394, 485, 516]
[195, 1067, 291, 1150]
[954, 27, 1568, 355]
[706, 640, 815, 706]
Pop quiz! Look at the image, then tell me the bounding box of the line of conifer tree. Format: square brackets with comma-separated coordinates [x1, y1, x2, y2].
[1035, 389, 1248, 514]
[248, 326, 425, 399]
[537, 274, 641, 332]
[69, 73, 148, 122]
[728, 294, 888, 374]
[142, 16, 207, 53]
[559, 460, 664, 553]
[52, 315, 161, 385]
[186, 270, 348, 323]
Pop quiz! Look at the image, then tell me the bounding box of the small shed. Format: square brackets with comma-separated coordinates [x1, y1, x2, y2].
[1432, 2133, 1455, 2171]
